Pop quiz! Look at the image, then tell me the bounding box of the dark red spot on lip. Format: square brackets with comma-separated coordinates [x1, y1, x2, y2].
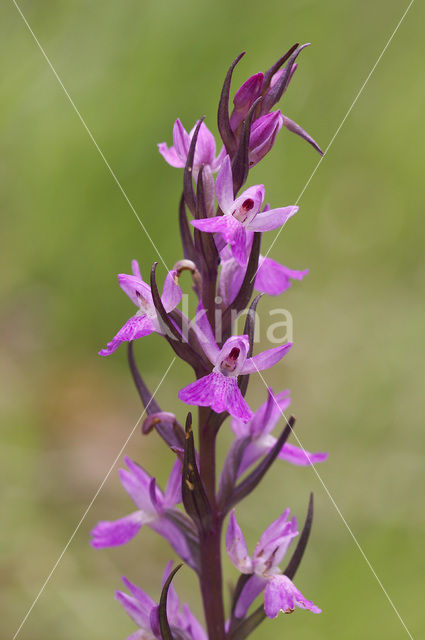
[228, 347, 240, 360]
[242, 198, 254, 211]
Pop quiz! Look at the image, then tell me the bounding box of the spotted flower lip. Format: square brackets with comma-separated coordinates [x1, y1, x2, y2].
[158, 118, 226, 176]
[226, 509, 321, 619]
[116, 563, 207, 640]
[191, 155, 298, 265]
[178, 307, 292, 422]
[228, 387, 328, 475]
[98, 260, 182, 356]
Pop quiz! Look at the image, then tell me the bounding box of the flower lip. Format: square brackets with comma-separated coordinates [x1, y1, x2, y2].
[232, 197, 255, 224]
[220, 346, 241, 374]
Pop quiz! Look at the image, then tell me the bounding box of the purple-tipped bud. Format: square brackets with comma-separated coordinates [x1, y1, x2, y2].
[230, 72, 264, 131]
[249, 110, 284, 167]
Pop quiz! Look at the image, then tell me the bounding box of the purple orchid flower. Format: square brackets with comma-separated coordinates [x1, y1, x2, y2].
[229, 62, 323, 156]
[226, 509, 321, 619]
[99, 260, 182, 356]
[178, 308, 292, 422]
[90, 456, 194, 567]
[116, 562, 207, 640]
[248, 110, 283, 167]
[228, 388, 328, 476]
[191, 155, 298, 265]
[158, 118, 225, 176]
[218, 232, 308, 305]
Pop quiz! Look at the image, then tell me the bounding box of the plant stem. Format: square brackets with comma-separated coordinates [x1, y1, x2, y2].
[198, 406, 226, 640]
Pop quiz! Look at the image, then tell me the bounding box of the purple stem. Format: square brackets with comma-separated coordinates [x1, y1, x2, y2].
[198, 406, 226, 640]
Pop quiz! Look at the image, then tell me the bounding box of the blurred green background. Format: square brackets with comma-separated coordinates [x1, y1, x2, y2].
[1, 0, 424, 638]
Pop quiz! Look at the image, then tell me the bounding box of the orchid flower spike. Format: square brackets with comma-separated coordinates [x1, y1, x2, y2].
[99, 260, 182, 356]
[229, 388, 328, 476]
[226, 509, 321, 619]
[116, 563, 207, 640]
[90, 457, 195, 568]
[191, 155, 298, 265]
[158, 118, 225, 177]
[178, 307, 292, 422]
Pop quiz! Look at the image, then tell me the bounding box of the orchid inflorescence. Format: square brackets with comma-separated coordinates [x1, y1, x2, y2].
[92, 44, 328, 640]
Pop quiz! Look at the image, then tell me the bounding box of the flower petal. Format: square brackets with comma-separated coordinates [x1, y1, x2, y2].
[242, 342, 292, 374]
[149, 517, 195, 568]
[253, 510, 298, 574]
[278, 443, 328, 466]
[249, 388, 291, 438]
[119, 456, 161, 512]
[163, 459, 183, 508]
[264, 575, 321, 617]
[118, 273, 153, 307]
[192, 121, 217, 167]
[98, 315, 156, 356]
[161, 269, 182, 313]
[192, 303, 220, 364]
[178, 372, 252, 422]
[255, 257, 308, 296]
[247, 205, 298, 231]
[121, 576, 156, 617]
[157, 142, 185, 168]
[90, 511, 144, 548]
[215, 155, 234, 213]
[218, 255, 245, 306]
[173, 119, 191, 161]
[115, 590, 153, 630]
[234, 574, 267, 619]
[225, 510, 253, 573]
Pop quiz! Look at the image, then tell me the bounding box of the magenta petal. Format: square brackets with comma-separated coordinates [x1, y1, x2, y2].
[278, 443, 328, 466]
[242, 343, 292, 374]
[163, 459, 182, 507]
[173, 119, 190, 161]
[255, 257, 308, 296]
[118, 273, 152, 307]
[149, 517, 195, 568]
[264, 575, 321, 617]
[230, 72, 264, 131]
[253, 511, 298, 574]
[230, 224, 248, 266]
[178, 372, 252, 422]
[248, 205, 298, 231]
[115, 590, 152, 630]
[121, 576, 156, 618]
[191, 215, 232, 235]
[234, 574, 267, 619]
[193, 303, 220, 364]
[193, 121, 217, 167]
[181, 603, 208, 640]
[226, 510, 253, 573]
[157, 142, 185, 168]
[215, 155, 234, 213]
[218, 256, 245, 306]
[161, 269, 182, 312]
[90, 511, 143, 548]
[249, 388, 291, 438]
[99, 315, 155, 356]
